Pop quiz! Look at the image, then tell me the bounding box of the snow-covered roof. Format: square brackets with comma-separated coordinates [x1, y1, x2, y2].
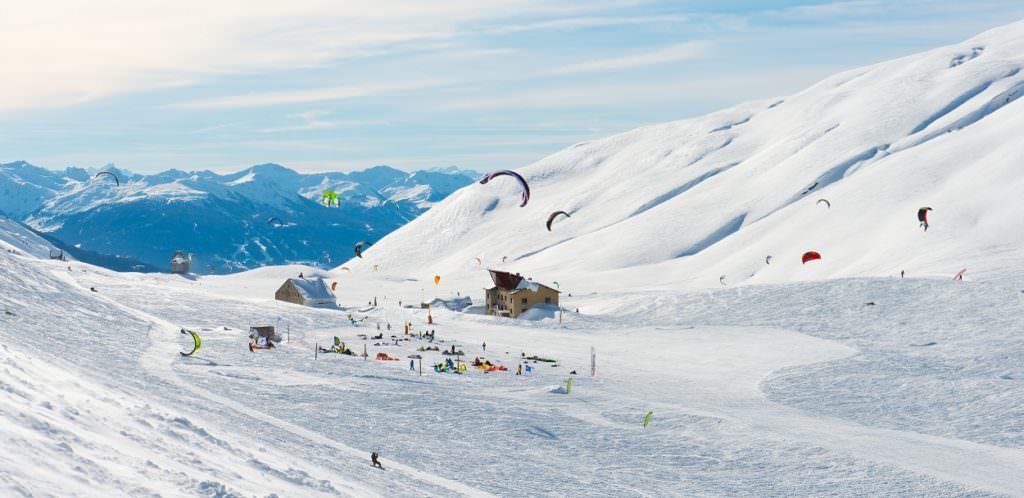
[488, 269, 523, 290]
[488, 269, 557, 293]
[428, 296, 473, 311]
[288, 277, 336, 303]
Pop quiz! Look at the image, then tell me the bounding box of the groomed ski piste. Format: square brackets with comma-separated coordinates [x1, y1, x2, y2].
[4, 20, 1024, 498]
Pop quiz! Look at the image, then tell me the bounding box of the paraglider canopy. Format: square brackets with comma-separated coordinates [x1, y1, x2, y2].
[765, 255, 773, 265]
[546, 211, 570, 231]
[94, 170, 120, 186]
[643, 411, 653, 429]
[917, 207, 932, 222]
[322, 191, 339, 207]
[180, 329, 201, 356]
[719, 275, 727, 286]
[433, 275, 441, 285]
[801, 251, 822, 264]
[267, 216, 284, 227]
[474, 257, 483, 266]
[479, 170, 530, 207]
[817, 198, 831, 208]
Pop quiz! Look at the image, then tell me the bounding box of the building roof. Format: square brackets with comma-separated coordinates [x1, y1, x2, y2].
[488, 270, 523, 290]
[487, 269, 559, 294]
[287, 277, 336, 302]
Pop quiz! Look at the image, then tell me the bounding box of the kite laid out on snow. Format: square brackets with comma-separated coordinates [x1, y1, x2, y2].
[643, 411, 653, 430]
[180, 329, 201, 357]
[479, 169, 530, 207]
[354, 241, 370, 258]
[801, 251, 822, 264]
[546, 211, 571, 231]
[94, 170, 120, 186]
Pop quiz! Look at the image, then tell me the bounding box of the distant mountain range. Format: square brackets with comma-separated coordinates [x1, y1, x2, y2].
[0, 161, 479, 273]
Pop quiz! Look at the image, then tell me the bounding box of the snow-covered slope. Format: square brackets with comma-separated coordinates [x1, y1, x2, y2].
[0, 215, 65, 259]
[361, 21, 1024, 289]
[3, 235, 1024, 496]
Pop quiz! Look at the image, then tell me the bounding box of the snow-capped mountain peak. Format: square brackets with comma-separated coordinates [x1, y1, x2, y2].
[1, 162, 477, 273]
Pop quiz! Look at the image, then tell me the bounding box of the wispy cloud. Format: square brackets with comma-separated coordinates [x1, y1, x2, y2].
[548, 41, 712, 75]
[487, 15, 688, 34]
[0, 0, 582, 112]
[765, 1, 884, 20]
[173, 80, 449, 110]
[259, 110, 387, 133]
[442, 65, 841, 111]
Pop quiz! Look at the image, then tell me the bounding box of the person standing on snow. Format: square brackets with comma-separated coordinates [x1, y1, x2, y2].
[482, 341, 486, 352]
[371, 452, 384, 469]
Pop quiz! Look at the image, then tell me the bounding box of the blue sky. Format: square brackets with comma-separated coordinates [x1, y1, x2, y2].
[2, 1, 1023, 174]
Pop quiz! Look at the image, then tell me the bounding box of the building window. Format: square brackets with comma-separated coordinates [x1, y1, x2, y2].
[544, 297, 551, 304]
[521, 297, 528, 305]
